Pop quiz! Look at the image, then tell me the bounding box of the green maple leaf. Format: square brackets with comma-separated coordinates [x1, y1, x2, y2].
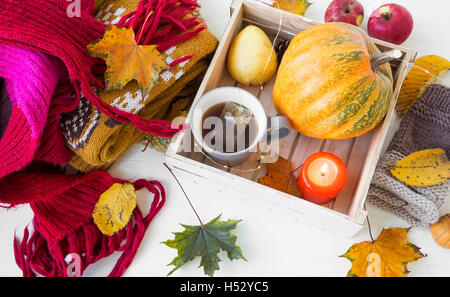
[163, 215, 246, 277]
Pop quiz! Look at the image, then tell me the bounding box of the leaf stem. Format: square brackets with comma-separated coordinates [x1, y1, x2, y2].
[364, 204, 375, 242]
[290, 162, 304, 174]
[136, 10, 154, 44]
[142, 135, 153, 152]
[164, 163, 204, 226]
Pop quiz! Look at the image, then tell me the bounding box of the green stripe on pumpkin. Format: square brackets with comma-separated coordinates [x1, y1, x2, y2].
[327, 34, 359, 46]
[334, 76, 370, 110]
[336, 79, 377, 125]
[332, 50, 365, 63]
[347, 78, 392, 134]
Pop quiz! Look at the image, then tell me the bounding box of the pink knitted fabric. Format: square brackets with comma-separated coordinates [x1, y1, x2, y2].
[0, 0, 182, 137]
[0, 44, 71, 178]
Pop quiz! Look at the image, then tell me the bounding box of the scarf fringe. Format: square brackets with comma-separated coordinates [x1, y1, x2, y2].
[117, 0, 205, 52]
[14, 179, 166, 277]
[80, 0, 207, 138]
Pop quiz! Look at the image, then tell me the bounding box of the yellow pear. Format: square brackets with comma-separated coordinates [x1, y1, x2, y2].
[227, 25, 277, 86]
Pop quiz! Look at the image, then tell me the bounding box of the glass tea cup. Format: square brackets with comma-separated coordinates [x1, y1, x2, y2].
[191, 87, 290, 167]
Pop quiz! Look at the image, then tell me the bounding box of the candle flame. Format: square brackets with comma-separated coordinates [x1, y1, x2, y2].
[320, 163, 329, 176]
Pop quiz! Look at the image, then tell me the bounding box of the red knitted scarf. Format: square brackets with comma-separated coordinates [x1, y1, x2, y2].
[0, 0, 204, 137]
[1, 170, 165, 277]
[0, 0, 206, 276]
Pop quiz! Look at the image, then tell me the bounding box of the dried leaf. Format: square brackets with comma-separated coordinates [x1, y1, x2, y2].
[396, 55, 450, 114]
[258, 157, 301, 197]
[93, 183, 137, 236]
[87, 25, 169, 95]
[341, 228, 425, 277]
[163, 215, 246, 277]
[390, 148, 450, 187]
[273, 0, 311, 16]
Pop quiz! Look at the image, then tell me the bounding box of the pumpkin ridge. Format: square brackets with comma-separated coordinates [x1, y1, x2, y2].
[329, 73, 390, 138]
[272, 22, 395, 139]
[431, 214, 450, 249]
[290, 47, 372, 124]
[307, 76, 371, 136]
[345, 76, 392, 136]
[327, 34, 360, 46]
[337, 79, 377, 125]
[299, 74, 372, 131]
[332, 50, 365, 63]
[335, 75, 372, 110]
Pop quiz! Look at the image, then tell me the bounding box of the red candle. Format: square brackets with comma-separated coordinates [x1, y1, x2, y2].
[297, 152, 347, 205]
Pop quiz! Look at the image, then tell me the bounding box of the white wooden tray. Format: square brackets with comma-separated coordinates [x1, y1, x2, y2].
[166, 0, 416, 237]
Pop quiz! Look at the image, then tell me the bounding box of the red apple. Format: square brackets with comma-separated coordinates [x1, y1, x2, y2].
[368, 3, 413, 45]
[325, 0, 364, 27]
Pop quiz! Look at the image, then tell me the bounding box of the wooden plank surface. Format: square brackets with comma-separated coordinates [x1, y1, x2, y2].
[321, 138, 356, 209]
[290, 135, 323, 178]
[332, 132, 373, 214]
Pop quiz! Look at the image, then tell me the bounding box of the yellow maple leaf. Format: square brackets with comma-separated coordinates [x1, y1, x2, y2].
[273, 0, 311, 16]
[87, 25, 169, 95]
[396, 55, 450, 115]
[93, 183, 137, 236]
[258, 157, 301, 197]
[390, 148, 450, 187]
[341, 228, 425, 277]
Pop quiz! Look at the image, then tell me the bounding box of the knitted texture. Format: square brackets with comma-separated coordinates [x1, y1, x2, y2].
[0, 0, 104, 114]
[63, 0, 217, 172]
[0, 44, 71, 178]
[0, 79, 12, 138]
[0, 0, 213, 276]
[0, 0, 214, 278]
[0, 170, 166, 276]
[0, 0, 182, 137]
[67, 62, 207, 171]
[368, 83, 450, 228]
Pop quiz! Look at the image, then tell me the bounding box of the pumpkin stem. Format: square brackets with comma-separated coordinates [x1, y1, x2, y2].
[370, 49, 402, 70]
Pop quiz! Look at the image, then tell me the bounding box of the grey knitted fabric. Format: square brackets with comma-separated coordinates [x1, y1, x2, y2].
[367, 83, 450, 229]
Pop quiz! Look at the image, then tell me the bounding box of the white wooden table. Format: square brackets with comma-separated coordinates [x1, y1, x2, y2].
[0, 0, 449, 276]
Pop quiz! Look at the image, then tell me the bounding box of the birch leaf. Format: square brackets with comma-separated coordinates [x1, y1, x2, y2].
[341, 228, 425, 277]
[396, 55, 450, 115]
[390, 148, 450, 187]
[93, 183, 137, 236]
[87, 25, 169, 95]
[274, 0, 311, 16]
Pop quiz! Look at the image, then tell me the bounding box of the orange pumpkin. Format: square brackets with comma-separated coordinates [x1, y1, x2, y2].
[273, 22, 396, 139]
[430, 214, 450, 249]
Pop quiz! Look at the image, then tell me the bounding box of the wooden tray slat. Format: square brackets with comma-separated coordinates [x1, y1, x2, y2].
[290, 135, 324, 176]
[332, 132, 373, 214]
[320, 138, 356, 208]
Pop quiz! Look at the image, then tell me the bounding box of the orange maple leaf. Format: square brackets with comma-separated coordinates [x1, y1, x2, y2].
[258, 157, 301, 197]
[87, 25, 169, 95]
[341, 228, 425, 277]
[274, 0, 311, 16]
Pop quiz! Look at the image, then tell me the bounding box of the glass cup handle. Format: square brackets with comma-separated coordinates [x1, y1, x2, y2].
[265, 116, 291, 142]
